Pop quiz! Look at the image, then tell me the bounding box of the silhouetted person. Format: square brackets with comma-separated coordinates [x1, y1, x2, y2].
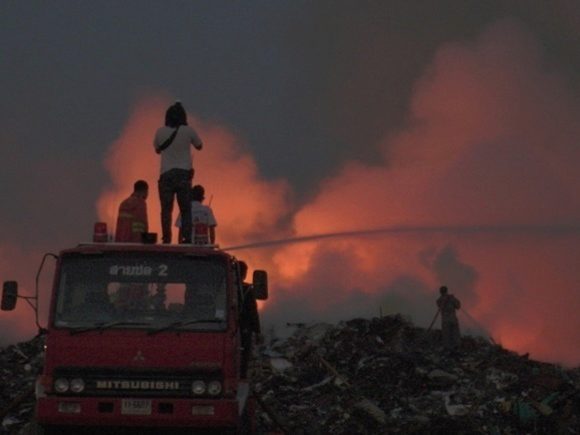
[115, 180, 149, 243]
[437, 286, 461, 350]
[239, 261, 260, 377]
[154, 102, 203, 243]
[175, 185, 217, 245]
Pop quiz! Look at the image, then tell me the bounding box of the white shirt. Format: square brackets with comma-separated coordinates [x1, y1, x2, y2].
[175, 201, 217, 245]
[154, 125, 202, 174]
[175, 201, 217, 227]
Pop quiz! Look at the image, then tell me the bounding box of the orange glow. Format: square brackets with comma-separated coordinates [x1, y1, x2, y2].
[97, 97, 164, 235]
[263, 20, 580, 366]
[97, 95, 292, 249]
[273, 242, 317, 280]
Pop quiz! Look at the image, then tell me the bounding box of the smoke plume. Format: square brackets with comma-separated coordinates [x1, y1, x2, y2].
[96, 20, 580, 365]
[262, 19, 580, 366]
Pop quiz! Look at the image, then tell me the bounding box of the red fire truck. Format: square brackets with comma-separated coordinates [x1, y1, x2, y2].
[1, 239, 267, 434]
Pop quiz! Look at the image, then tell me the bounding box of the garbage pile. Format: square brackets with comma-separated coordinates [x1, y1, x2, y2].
[1, 317, 579, 434]
[253, 315, 580, 434]
[0, 335, 44, 435]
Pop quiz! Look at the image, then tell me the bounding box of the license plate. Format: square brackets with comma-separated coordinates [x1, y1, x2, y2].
[121, 399, 152, 415]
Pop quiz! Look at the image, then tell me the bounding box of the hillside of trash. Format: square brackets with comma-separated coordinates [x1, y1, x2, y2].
[1, 315, 579, 434]
[253, 315, 579, 434]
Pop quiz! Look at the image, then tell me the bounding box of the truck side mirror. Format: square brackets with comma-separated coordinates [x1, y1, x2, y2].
[1, 281, 18, 311]
[252, 270, 268, 300]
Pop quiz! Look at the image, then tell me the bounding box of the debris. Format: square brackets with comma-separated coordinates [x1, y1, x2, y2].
[0, 335, 44, 435]
[1, 316, 579, 434]
[353, 399, 386, 424]
[253, 315, 580, 434]
[443, 393, 470, 416]
[270, 357, 293, 372]
[427, 369, 458, 387]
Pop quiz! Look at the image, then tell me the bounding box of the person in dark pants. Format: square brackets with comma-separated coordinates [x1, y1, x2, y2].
[154, 102, 203, 243]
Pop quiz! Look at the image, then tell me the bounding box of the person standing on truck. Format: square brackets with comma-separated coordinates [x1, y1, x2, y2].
[154, 101, 203, 244]
[115, 180, 149, 243]
[175, 184, 217, 245]
[436, 286, 461, 351]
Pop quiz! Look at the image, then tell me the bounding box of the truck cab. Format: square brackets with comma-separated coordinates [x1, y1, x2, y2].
[2, 242, 267, 434]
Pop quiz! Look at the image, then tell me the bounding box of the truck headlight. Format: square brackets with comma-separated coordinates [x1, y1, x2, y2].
[54, 378, 70, 393]
[192, 380, 206, 395]
[70, 378, 85, 393]
[207, 381, 222, 396]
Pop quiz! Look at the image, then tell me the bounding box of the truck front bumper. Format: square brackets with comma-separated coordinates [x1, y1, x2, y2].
[36, 396, 241, 428]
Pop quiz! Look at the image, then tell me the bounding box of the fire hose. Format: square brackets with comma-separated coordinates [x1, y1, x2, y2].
[459, 307, 496, 345]
[423, 306, 496, 346]
[426, 309, 440, 333]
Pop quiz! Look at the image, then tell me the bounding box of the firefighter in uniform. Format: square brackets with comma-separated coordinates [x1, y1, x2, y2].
[115, 180, 149, 243]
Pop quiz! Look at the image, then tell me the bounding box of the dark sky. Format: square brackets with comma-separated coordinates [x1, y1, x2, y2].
[2, 2, 580, 363]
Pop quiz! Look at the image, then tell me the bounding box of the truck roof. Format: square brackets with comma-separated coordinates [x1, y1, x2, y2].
[60, 243, 233, 259]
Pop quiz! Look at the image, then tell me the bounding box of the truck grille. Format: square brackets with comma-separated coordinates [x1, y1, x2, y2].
[53, 367, 222, 397]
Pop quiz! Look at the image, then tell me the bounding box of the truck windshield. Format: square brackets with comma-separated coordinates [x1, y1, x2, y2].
[54, 253, 228, 331]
